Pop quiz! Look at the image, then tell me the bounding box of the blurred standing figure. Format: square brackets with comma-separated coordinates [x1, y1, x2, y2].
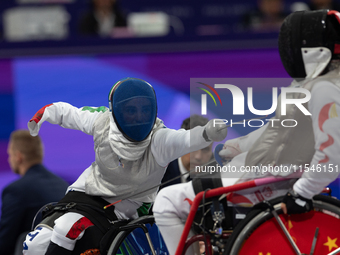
[242, 0, 287, 32]
[161, 115, 213, 189]
[308, 0, 340, 11]
[291, 0, 340, 13]
[78, 0, 127, 37]
[0, 130, 68, 255]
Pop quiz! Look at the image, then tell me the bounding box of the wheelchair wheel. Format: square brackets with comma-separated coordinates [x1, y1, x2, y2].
[107, 216, 168, 255]
[224, 195, 340, 255]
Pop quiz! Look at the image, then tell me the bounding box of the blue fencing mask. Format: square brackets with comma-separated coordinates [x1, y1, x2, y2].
[109, 78, 158, 142]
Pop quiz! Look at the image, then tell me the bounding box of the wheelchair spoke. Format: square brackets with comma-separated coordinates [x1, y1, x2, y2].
[328, 247, 340, 255]
[271, 209, 302, 255]
[224, 196, 340, 255]
[107, 216, 169, 255]
[309, 227, 318, 255]
[144, 231, 157, 255]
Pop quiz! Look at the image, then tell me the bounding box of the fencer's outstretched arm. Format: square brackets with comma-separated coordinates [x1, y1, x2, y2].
[293, 82, 340, 199]
[219, 123, 268, 160]
[152, 119, 228, 167]
[27, 102, 105, 136]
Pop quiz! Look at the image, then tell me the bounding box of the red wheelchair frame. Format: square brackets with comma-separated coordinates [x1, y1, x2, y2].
[174, 177, 340, 255]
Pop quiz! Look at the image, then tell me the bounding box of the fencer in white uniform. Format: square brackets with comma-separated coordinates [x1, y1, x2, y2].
[153, 10, 340, 255]
[22, 78, 228, 255]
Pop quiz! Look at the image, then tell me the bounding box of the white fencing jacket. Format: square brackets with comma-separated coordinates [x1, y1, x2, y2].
[28, 103, 212, 218]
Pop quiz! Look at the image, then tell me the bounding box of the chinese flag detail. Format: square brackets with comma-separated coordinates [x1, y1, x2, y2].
[227, 193, 253, 206]
[324, 236, 338, 252]
[30, 104, 53, 124]
[254, 190, 265, 202]
[318, 102, 334, 132]
[318, 103, 336, 163]
[66, 217, 94, 240]
[238, 211, 340, 255]
[184, 198, 193, 206]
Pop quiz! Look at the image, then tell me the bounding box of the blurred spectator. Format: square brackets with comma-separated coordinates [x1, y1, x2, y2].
[290, 2, 311, 12]
[308, 0, 340, 11]
[242, 0, 288, 32]
[78, 0, 127, 37]
[291, 0, 340, 14]
[0, 130, 68, 255]
[160, 115, 213, 189]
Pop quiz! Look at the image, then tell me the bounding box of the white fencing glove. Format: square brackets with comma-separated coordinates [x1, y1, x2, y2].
[218, 138, 242, 161]
[203, 119, 228, 142]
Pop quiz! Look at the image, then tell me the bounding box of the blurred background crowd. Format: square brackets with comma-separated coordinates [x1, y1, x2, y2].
[1, 0, 339, 53]
[1, 0, 340, 218]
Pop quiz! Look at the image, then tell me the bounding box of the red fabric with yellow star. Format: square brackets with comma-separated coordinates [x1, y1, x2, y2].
[238, 211, 340, 254]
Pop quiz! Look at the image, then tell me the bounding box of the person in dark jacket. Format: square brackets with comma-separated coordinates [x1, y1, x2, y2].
[160, 115, 213, 189]
[78, 0, 127, 37]
[0, 130, 69, 255]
